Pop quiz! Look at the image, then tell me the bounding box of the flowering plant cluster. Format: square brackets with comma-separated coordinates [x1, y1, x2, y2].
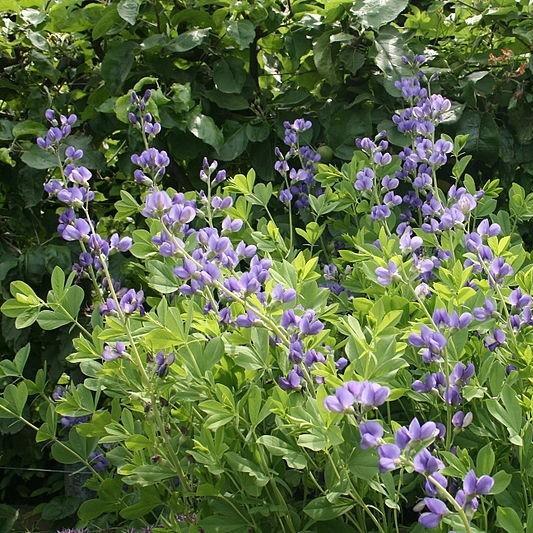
[1, 56, 532, 532]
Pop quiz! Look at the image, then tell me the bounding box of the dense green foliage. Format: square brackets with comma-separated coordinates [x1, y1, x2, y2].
[0, 0, 533, 530]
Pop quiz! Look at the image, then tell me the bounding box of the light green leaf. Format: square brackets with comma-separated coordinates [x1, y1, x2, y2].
[227, 20, 255, 49]
[117, 0, 141, 25]
[352, 0, 409, 29]
[188, 114, 223, 150]
[167, 28, 210, 52]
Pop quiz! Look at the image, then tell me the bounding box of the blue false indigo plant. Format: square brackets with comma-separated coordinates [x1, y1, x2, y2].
[0, 58, 531, 532]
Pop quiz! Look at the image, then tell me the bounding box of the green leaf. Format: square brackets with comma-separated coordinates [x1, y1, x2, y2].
[213, 58, 246, 94]
[297, 432, 328, 451]
[0, 504, 18, 533]
[374, 27, 409, 80]
[204, 90, 249, 111]
[497, 507, 523, 533]
[352, 0, 409, 29]
[256, 435, 306, 469]
[121, 465, 176, 486]
[246, 122, 270, 142]
[227, 20, 255, 49]
[225, 452, 269, 486]
[188, 114, 223, 151]
[0, 147, 14, 167]
[457, 111, 500, 163]
[198, 338, 224, 374]
[217, 126, 248, 161]
[303, 496, 354, 521]
[13, 343, 30, 375]
[147, 260, 179, 294]
[476, 443, 495, 474]
[12, 120, 45, 138]
[117, 0, 140, 25]
[3, 382, 27, 416]
[101, 41, 137, 93]
[21, 145, 58, 169]
[313, 33, 339, 82]
[167, 28, 210, 52]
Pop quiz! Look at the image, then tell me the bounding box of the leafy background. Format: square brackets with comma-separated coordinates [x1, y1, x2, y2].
[0, 0, 532, 528]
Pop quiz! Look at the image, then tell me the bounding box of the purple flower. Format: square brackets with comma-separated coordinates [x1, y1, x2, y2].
[484, 328, 505, 351]
[102, 341, 127, 361]
[154, 352, 175, 377]
[488, 257, 513, 285]
[141, 191, 172, 217]
[412, 373, 437, 393]
[299, 310, 324, 335]
[413, 448, 444, 474]
[463, 470, 494, 496]
[221, 216, 243, 233]
[375, 260, 398, 286]
[281, 309, 299, 328]
[399, 227, 423, 253]
[110, 233, 133, 252]
[424, 472, 448, 497]
[370, 204, 391, 220]
[61, 217, 91, 242]
[452, 411, 473, 429]
[272, 284, 297, 303]
[52, 385, 65, 401]
[355, 168, 374, 191]
[359, 381, 390, 408]
[417, 498, 448, 529]
[67, 166, 91, 185]
[279, 188, 293, 204]
[211, 196, 233, 209]
[450, 362, 475, 386]
[477, 218, 501, 237]
[377, 444, 401, 472]
[359, 421, 383, 449]
[279, 366, 302, 390]
[408, 325, 447, 362]
[89, 449, 109, 472]
[473, 298, 495, 320]
[509, 288, 532, 310]
[408, 418, 439, 441]
[120, 289, 144, 314]
[335, 357, 348, 371]
[44, 179, 62, 195]
[324, 385, 355, 412]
